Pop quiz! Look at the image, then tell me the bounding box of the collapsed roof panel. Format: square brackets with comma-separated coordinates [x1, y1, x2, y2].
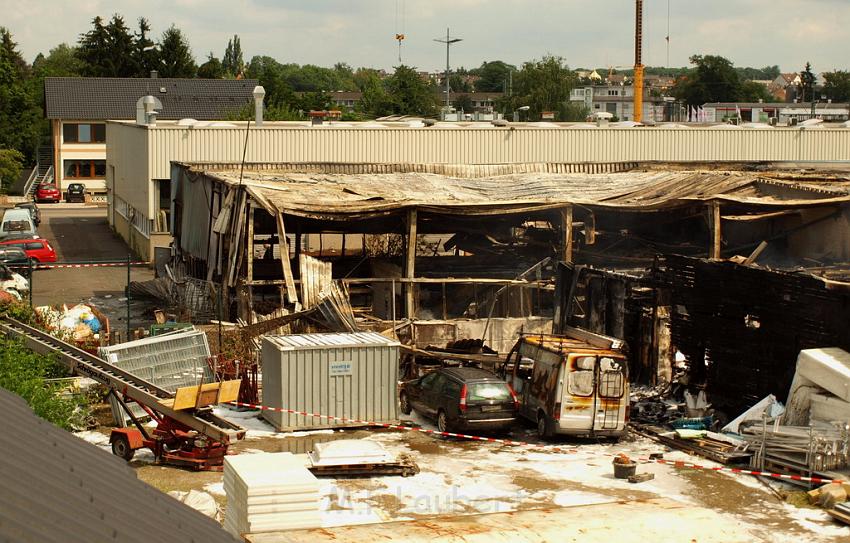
[175, 162, 850, 221]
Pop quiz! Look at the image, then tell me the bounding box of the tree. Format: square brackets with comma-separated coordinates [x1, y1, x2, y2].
[295, 91, 333, 112]
[740, 80, 774, 103]
[0, 28, 41, 162]
[472, 60, 515, 92]
[104, 15, 137, 77]
[800, 62, 815, 102]
[500, 55, 576, 120]
[245, 55, 296, 107]
[198, 53, 224, 79]
[353, 67, 384, 92]
[359, 78, 394, 118]
[384, 65, 439, 117]
[823, 71, 850, 102]
[672, 55, 742, 107]
[0, 149, 24, 192]
[76, 16, 110, 76]
[448, 73, 472, 93]
[133, 17, 158, 77]
[158, 25, 196, 78]
[452, 94, 474, 113]
[32, 44, 84, 77]
[222, 34, 243, 77]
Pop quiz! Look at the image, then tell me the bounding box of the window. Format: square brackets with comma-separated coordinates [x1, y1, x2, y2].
[568, 356, 596, 397]
[63, 123, 106, 143]
[64, 160, 106, 179]
[468, 383, 511, 401]
[26, 242, 44, 250]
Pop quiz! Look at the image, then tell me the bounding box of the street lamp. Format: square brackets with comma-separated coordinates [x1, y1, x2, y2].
[434, 28, 462, 109]
[517, 105, 530, 123]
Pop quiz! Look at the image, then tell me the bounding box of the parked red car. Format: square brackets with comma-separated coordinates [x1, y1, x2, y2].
[35, 183, 61, 203]
[0, 237, 57, 262]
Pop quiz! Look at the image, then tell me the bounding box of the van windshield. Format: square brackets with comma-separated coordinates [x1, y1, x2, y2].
[468, 382, 511, 401]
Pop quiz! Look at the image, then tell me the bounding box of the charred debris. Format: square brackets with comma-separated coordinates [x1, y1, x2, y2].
[130, 161, 850, 465]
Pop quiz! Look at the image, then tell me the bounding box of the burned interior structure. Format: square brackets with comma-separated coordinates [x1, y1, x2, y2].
[166, 161, 850, 386]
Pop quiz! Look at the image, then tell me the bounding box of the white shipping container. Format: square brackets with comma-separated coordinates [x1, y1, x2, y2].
[261, 332, 400, 431]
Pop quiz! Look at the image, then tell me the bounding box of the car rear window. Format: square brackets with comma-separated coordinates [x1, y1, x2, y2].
[4, 221, 30, 232]
[468, 382, 511, 401]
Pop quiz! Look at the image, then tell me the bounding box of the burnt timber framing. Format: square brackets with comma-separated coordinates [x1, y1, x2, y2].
[170, 162, 850, 331]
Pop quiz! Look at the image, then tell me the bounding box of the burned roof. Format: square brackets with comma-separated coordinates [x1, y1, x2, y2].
[176, 162, 850, 220]
[44, 77, 258, 120]
[0, 387, 237, 543]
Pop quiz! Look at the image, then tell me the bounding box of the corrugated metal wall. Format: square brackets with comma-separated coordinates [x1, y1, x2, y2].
[141, 126, 850, 179]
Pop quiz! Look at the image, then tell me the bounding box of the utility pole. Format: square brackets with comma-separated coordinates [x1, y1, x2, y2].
[434, 28, 462, 109]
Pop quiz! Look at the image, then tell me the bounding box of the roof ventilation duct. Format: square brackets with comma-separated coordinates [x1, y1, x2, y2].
[135, 95, 163, 126]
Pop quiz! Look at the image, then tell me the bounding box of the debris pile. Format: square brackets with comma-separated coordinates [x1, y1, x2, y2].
[35, 304, 107, 344]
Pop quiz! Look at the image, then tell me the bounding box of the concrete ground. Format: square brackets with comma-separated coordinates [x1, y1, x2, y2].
[27, 205, 155, 330]
[76, 407, 850, 542]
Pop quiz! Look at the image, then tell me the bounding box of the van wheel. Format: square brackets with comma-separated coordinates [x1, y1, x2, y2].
[437, 410, 450, 434]
[399, 392, 412, 415]
[537, 413, 551, 439]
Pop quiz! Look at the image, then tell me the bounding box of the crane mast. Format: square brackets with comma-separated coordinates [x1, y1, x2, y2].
[633, 0, 644, 123]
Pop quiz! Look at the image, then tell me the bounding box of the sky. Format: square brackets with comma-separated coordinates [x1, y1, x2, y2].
[3, 0, 850, 73]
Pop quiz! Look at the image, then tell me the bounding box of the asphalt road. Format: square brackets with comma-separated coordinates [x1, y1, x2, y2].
[26, 205, 155, 330]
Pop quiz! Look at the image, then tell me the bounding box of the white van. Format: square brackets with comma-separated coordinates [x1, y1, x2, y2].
[0, 209, 37, 239]
[500, 327, 630, 439]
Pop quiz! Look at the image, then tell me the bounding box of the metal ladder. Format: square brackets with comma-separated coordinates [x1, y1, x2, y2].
[0, 317, 244, 443]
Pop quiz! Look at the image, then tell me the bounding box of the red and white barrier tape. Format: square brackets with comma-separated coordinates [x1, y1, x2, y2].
[230, 401, 848, 486]
[228, 401, 582, 454]
[8, 261, 149, 269]
[646, 458, 846, 485]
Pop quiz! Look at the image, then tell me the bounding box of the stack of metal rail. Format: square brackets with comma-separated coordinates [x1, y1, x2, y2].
[741, 422, 850, 473]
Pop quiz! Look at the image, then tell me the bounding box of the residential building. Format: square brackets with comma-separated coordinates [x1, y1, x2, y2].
[569, 85, 667, 122]
[43, 75, 258, 196]
[329, 91, 362, 109]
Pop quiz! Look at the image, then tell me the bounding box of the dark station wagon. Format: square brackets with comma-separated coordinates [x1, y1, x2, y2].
[399, 367, 518, 434]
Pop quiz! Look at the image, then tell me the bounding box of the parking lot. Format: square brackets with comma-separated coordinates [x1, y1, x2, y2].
[18, 204, 155, 329]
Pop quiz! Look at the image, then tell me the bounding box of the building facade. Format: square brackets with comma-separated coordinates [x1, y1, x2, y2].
[44, 76, 258, 195]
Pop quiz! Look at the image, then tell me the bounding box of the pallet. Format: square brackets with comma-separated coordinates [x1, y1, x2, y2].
[632, 424, 752, 465]
[308, 454, 420, 478]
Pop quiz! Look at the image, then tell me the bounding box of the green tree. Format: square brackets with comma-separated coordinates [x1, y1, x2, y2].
[133, 17, 158, 77]
[472, 60, 515, 92]
[823, 71, 850, 102]
[76, 16, 111, 76]
[222, 34, 243, 77]
[0, 28, 41, 162]
[384, 65, 439, 117]
[358, 73, 394, 117]
[448, 73, 472, 93]
[245, 55, 297, 108]
[0, 149, 24, 192]
[198, 53, 224, 79]
[740, 80, 774, 103]
[673, 54, 742, 107]
[32, 44, 85, 77]
[800, 62, 815, 102]
[560, 102, 589, 122]
[295, 91, 333, 112]
[453, 93, 474, 113]
[353, 67, 384, 91]
[501, 55, 576, 120]
[105, 15, 137, 77]
[158, 25, 196, 78]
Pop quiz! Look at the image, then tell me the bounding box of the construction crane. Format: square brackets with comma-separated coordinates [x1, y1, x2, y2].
[633, 0, 644, 123]
[0, 317, 245, 470]
[394, 0, 406, 62]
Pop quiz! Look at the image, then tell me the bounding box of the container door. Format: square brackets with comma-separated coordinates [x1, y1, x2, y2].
[559, 355, 597, 431]
[595, 356, 627, 431]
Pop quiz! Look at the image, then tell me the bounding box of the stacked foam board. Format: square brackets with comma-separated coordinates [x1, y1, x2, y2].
[223, 452, 321, 537]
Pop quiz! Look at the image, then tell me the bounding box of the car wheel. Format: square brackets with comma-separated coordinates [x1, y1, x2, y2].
[537, 412, 551, 439]
[437, 410, 451, 434]
[399, 392, 412, 415]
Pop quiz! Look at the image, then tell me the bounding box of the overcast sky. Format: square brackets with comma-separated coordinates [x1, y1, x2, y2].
[4, 0, 849, 73]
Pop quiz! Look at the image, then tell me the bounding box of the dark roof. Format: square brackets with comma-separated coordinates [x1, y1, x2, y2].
[440, 367, 502, 381]
[44, 77, 259, 120]
[0, 387, 238, 543]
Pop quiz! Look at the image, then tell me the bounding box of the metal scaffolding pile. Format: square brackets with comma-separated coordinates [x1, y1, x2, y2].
[742, 423, 850, 473]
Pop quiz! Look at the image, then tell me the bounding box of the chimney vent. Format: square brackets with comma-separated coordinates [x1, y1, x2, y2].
[150, 70, 158, 79]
